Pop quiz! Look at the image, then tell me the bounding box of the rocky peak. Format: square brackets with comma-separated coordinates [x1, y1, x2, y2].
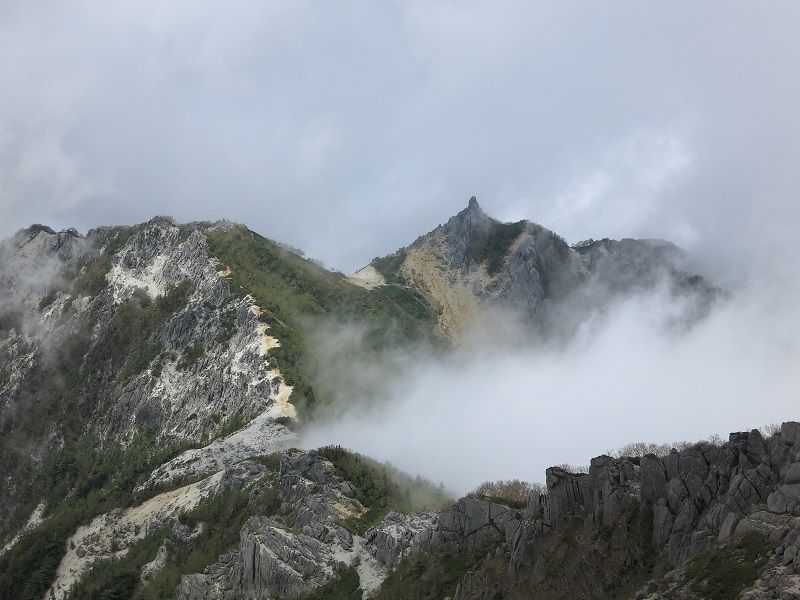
[464, 195, 485, 218]
[443, 195, 494, 241]
[360, 196, 718, 339]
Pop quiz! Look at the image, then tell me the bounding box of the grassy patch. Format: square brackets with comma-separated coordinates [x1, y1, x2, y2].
[296, 567, 362, 600]
[372, 542, 496, 600]
[0, 431, 198, 600]
[686, 532, 775, 600]
[467, 220, 526, 275]
[176, 341, 204, 371]
[119, 342, 164, 382]
[371, 250, 408, 284]
[73, 227, 134, 298]
[210, 413, 250, 440]
[205, 227, 440, 413]
[317, 446, 450, 535]
[86, 282, 192, 384]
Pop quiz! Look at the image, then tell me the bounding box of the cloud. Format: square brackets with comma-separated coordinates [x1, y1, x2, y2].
[301, 279, 800, 494]
[0, 1, 798, 278]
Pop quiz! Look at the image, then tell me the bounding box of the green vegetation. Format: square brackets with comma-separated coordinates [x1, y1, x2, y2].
[65, 479, 283, 600]
[317, 446, 450, 534]
[517, 500, 666, 599]
[371, 250, 408, 284]
[73, 227, 134, 298]
[176, 341, 204, 371]
[0, 278, 197, 599]
[210, 413, 250, 441]
[467, 220, 527, 275]
[686, 532, 775, 600]
[0, 431, 199, 600]
[89, 281, 192, 384]
[38, 289, 59, 310]
[0, 371, 9, 389]
[373, 283, 433, 322]
[372, 542, 497, 600]
[274, 415, 295, 428]
[216, 304, 238, 344]
[119, 342, 164, 382]
[134, 489, 253, 599]
[66, 525, 170, 600]
[205, 228, 440, 412]
[296, 567, 362, 600]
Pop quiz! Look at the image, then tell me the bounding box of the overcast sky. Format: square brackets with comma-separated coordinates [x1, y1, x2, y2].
[1, 1, 799, 276]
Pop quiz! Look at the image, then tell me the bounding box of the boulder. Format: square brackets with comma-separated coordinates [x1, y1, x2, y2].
[363, 511, 437, 568]
[640, 456, 667, 505]
[733, 511, 794, 541]
[782, 422, 800, 447]
[652, 500, 673, 549]
[436, 497, 522, 548]
[784, 463, 800, 485]
[768, 485, 800, 515]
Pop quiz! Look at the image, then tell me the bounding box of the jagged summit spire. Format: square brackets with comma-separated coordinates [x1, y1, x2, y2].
[458, 195, 486, 220]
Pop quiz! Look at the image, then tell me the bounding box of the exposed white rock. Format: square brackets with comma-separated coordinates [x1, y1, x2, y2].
[140, 543, 169, 583]
[49, 460, 270, 600]
[174, 451, 398, 600]
[138, 412, 295, 491]
[95, 219, 297, 444]
[347, 264, 386, 289]
[363, 510, 438, 569]
[49, 473, 226, 600]
[0, 502, 44, 557]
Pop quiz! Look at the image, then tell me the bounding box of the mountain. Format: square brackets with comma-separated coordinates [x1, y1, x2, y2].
[351, 197, 718, 338]
[2, 203, 793, 600]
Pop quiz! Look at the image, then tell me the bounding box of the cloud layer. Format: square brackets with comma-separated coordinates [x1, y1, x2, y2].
[301, 281, 800, 494]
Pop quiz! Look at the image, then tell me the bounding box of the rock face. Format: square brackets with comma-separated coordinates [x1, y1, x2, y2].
[363, 511, 437, 569]
[97, 220, 295, 444]
[0, 217, 296, 532]
[435, 497, 523, 550]
[360, 197, 717, 338]
[444, 423, 800, 600]
[48, 461, 270, 600]
[1, 218, 295, 442]
[174, 450, 389, 600]
[521, 428, 795, 565]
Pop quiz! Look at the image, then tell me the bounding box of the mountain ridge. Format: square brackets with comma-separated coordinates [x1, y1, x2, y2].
[353, 196, 717, 337]
[0, 202, 764, 600]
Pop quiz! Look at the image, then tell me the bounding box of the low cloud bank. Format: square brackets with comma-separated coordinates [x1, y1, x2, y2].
[300, 279, 800, 494]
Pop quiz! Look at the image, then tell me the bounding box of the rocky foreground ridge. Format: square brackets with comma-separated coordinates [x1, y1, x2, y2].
[25, 422, 800, 600]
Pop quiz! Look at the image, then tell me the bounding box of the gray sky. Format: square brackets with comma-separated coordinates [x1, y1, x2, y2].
[1, 1, 799, 277]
